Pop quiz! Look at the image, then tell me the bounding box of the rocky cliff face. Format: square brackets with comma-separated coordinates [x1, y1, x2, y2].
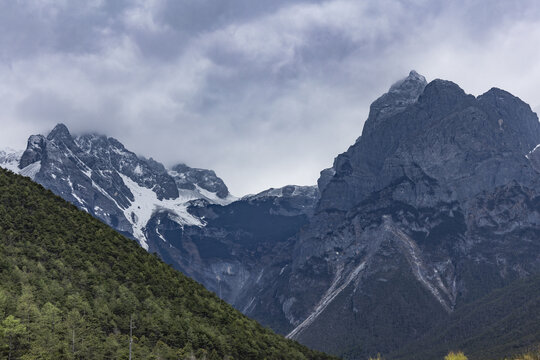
[238, 72, 540, 358]
[170, 163, 230, 200]
[319, 72, 539, 211]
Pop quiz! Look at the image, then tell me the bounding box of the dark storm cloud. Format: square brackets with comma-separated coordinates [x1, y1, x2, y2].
[1, 0, 540, 195]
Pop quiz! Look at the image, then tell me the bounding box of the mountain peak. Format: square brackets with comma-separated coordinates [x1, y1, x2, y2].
[363, 71, 428, 135]
[388, 70, 427, 94]
[47, 123, 73, 143]
[170, 163, 230, 199]
[418, 78, 468, 101]
[478, 86, 528, 107]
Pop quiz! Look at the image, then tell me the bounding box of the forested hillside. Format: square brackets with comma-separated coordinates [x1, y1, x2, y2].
[0, 167, 336, 360]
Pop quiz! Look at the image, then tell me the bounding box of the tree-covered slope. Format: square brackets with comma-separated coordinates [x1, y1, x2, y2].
[0, 167, 337, 360]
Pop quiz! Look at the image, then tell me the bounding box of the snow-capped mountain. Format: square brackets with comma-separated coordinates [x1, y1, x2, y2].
[1, 124, 235, 250]
[0, 124, 316, 309]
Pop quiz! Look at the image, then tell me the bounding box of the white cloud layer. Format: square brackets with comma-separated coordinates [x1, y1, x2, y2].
[1, 0, 540, 195]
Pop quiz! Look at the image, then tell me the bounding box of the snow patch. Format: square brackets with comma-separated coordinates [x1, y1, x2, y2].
[195, 185, 237, 205]
[133, 164, 143, 176]
[168, 169, 237, 205]
[67, 176, 85, 206]
[155, 227, 167, 242]
[526, 143, 540, 159]
[119, 173, 204, 250]
[82, 168, 92, 179]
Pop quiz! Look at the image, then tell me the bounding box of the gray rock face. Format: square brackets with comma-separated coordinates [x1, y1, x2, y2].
[317, 167, 336, 193]
[242, 185, 319, 216]
[318, 76, 540, 212]
[19, 135, 47, 168]
[362, 70, 427, 135]
[75, 133, 179, 201]
[170, 163, 229, 199]
[239, 73, 540, 358]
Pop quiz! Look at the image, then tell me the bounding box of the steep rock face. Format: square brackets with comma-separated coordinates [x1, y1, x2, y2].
[243, 73, 540, 358]
[19, 135, 47, 168]
[170, 163, 230, 199]
[76, 133, 179, 201]
[318, 75, 540, 212]
[361, 70, 427, 135]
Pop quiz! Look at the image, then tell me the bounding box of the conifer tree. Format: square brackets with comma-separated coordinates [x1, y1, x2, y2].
[1, 315, 26, 360]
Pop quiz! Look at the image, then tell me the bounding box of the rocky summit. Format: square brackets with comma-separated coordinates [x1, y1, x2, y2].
[244, 71, 540, 357]
[2, 71, 540, 359]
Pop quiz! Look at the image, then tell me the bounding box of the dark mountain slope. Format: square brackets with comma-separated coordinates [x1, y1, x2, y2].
[0, 167, 335, 360]
[392, 274, 540, 360]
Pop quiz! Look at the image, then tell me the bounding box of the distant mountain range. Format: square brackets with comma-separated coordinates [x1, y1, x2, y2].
[2, 70, 540, 359]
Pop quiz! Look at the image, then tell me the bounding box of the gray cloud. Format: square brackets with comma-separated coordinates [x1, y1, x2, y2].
[1, 0, 540, 195]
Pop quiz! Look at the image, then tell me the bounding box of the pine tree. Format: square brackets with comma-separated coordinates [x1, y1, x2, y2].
[1, 315, 27, 360]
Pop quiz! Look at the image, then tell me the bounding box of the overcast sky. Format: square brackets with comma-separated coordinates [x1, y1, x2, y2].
[1, 0, 540, 195]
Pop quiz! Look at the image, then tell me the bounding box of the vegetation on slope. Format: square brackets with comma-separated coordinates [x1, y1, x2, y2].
[507, 347, 540, 360]
[392, 274, 540, 360]
[0, 168, 336, 360]
[374, 348, 540, 360]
